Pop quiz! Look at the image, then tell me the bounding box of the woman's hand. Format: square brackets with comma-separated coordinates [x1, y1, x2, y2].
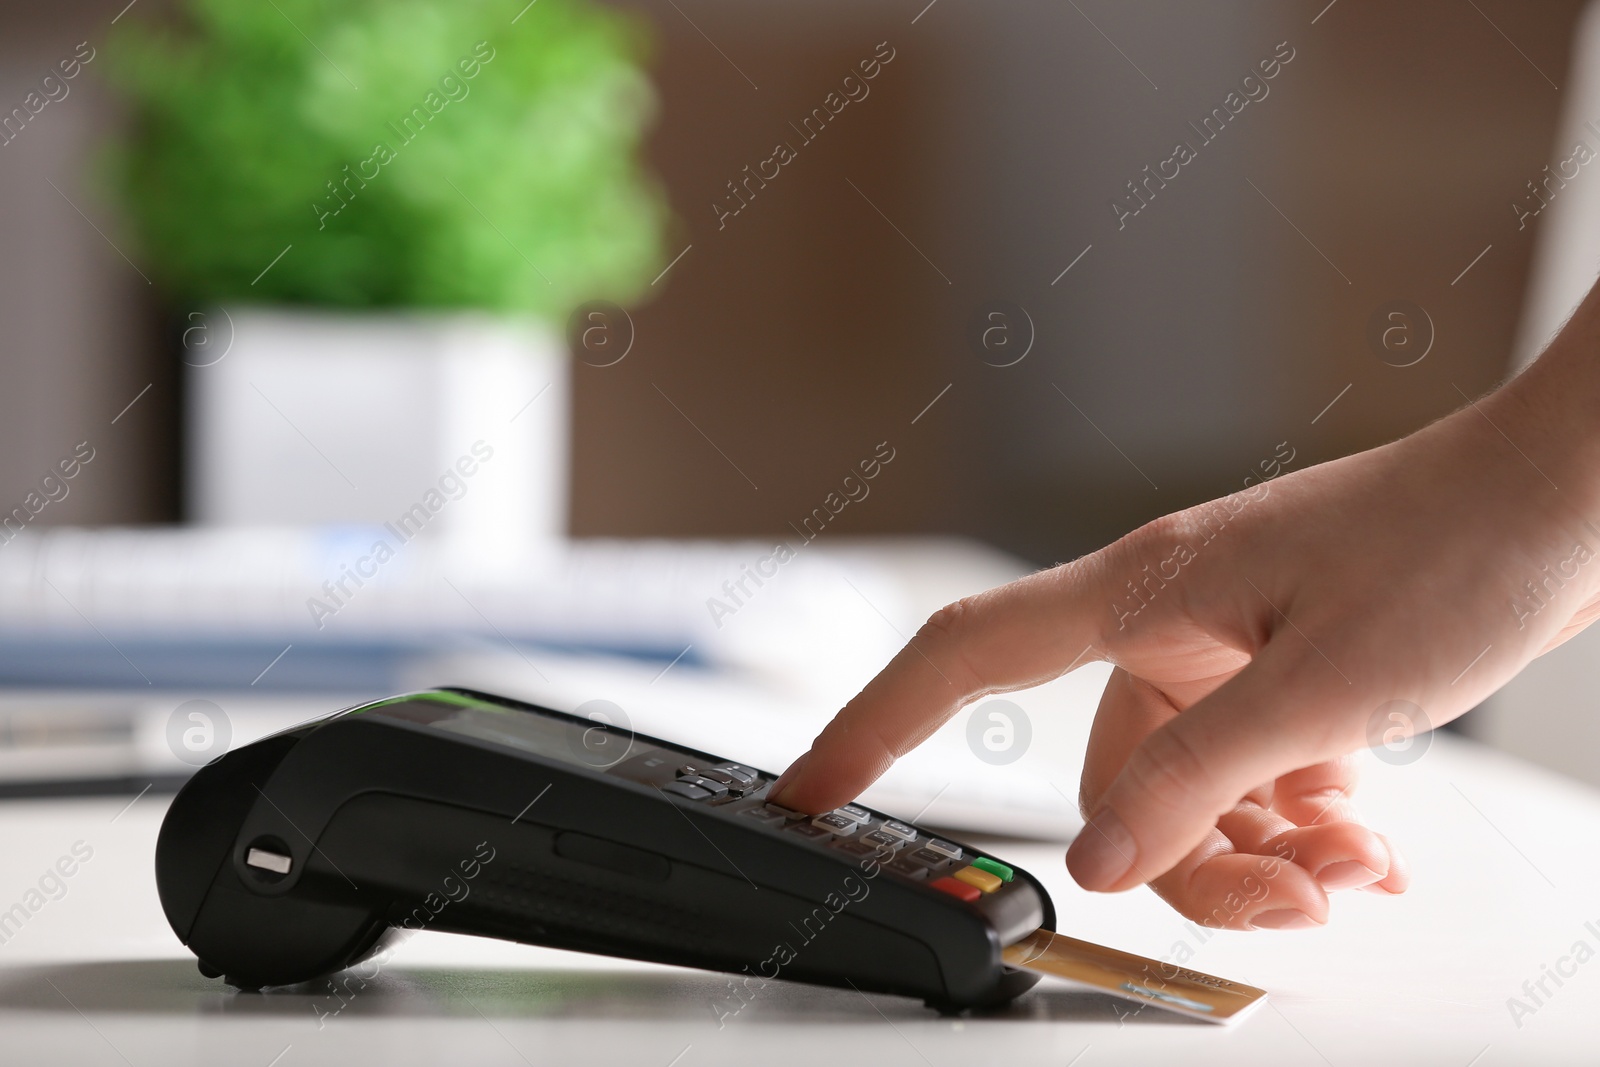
[771, 287, 1600, 930]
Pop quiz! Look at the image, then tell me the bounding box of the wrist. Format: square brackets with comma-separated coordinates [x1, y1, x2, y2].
[1489, 289, 1600, 523]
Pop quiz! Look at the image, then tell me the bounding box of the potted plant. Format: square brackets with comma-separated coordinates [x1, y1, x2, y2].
[106, 0, 668, 549]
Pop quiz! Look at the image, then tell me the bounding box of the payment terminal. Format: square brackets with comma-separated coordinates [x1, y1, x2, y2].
[155, 688, 1051, 1012]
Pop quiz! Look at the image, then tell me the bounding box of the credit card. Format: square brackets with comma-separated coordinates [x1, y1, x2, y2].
[1002, 927, 1268, 1024]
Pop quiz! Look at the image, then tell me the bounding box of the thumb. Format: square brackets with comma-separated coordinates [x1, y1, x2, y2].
[1066, 645, 1337, 892]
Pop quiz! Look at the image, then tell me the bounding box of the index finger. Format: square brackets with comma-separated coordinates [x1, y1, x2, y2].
[769, 556, 1115, 813]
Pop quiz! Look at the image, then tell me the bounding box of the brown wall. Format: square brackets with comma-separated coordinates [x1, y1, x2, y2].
[572, 3, 949, 541]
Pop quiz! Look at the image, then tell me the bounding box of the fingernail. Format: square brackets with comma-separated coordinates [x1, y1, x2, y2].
[1248, 909, 1321, 931]
[1066, 805, 1136, 890]
[769, 752, 809, 804]
[1315, 861, 1382, 892]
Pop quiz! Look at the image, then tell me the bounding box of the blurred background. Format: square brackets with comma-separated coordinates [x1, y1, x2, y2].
[0, 0, 1596, 820]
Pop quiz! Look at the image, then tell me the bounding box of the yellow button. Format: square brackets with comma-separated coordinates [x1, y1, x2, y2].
[953, 865, 1003, 894]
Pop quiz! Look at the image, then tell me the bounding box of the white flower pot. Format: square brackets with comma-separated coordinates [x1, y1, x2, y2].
[186, 308, 568, 558]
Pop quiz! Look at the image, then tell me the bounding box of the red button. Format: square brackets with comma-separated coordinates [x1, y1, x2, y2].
[929, 875, 982, 903]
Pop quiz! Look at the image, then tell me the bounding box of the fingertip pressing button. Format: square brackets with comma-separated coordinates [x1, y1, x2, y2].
[764, 803, 808, 820]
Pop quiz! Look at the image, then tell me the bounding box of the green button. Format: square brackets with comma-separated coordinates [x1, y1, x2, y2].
[971, 856, 1013, 882]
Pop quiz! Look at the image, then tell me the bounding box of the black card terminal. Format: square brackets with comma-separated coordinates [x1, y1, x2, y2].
[155, 688, 1053, 1011]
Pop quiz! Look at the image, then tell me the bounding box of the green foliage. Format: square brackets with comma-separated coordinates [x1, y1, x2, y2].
[106, 0, 668, 319]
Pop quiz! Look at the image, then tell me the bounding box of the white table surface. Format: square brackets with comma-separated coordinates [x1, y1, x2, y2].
[0, 698, 1596, 1065]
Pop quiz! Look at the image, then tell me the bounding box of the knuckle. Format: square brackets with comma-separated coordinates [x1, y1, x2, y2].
[1097, 517, 1191, 615]
[916, 596, 986, 691]
[921, 595, 978, 643]
[1131, 510, 1190, 546]
[1098, 527, 1152, 583]
[1114, 510, 1192, 563]
[1043, 554, 1107, 607]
